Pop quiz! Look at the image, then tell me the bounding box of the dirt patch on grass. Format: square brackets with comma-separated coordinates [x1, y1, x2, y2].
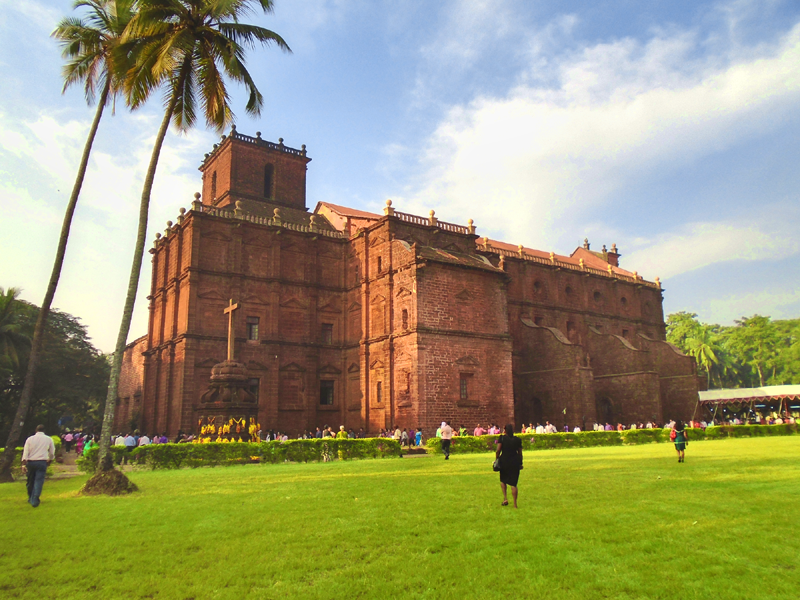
[80, 469, 138, 496]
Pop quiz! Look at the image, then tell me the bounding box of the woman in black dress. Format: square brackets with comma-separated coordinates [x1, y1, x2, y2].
[495, 424, 523, 507]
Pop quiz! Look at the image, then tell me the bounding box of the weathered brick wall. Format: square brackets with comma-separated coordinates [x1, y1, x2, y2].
[115, 335, 148, 433]
[200, 137, 309, 209]
[639, 334, 699, 422]
[513, 322, 597, 429]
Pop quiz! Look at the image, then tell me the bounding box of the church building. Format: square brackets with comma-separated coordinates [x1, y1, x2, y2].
[115, 129, 700, 437]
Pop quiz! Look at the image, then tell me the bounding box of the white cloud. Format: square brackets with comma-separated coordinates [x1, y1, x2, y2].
[0, 107, 214, 352]
[698, 289, 800, 323]
[399, 17, 800, 259]
[624, 216, 800, 281]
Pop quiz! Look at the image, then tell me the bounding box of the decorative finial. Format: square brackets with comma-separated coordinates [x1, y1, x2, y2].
[192, 192, 202, 212]
[179, 207, 186, 215]
[428, 210, 437, 226]
[483, 236, 490, 248]
[213, 143, 218, 150]
[272, 207, 282, 225]
[166, 220, 173, 228]
[611, 243, 617, 253]
[177, 207, 186, 223]
[579, 258, 585, 269]
[234, 200, 243, 217]
[607, 265, 613, 274]
[235, 200, 243, 210]
[655, 277, 661, 288]
[384, 199, 395, 217]
[602, 244, 607, 253]
[221, 134, 226, 141]
[583, 238, 590, 250]
[633, 271, 639, 279]
[256, 131, 262, 139]
[518, 244, 524, 256]
[230, 124, 236, 133]
[467, 218, 475, 234]
[549, 251, 555, 263]
[278, 137, 284, 146]
[155, 232, 161, 239]
[204, 153, 210, 159]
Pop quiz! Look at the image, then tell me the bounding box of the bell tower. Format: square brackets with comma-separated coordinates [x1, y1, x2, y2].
[199, 126, 311, 210]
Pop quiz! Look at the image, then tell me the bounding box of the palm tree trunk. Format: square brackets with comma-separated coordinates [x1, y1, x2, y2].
[96, 72, 187, 472]
[0, 80, 111, 483]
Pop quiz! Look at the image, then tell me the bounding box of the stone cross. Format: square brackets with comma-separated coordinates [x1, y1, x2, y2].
[223, 299, 239, 361]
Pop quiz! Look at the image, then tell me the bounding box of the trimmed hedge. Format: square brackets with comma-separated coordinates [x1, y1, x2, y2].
[0, 436, 63, 478]
[425, 424, 797, 455]
[77, 438, 402, 473]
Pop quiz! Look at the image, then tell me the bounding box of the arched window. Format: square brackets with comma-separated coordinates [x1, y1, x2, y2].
[264, 164, 274, 198]
[211, 171, 217, 199]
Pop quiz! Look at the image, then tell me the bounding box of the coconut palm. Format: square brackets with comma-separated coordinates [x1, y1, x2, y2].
[0, 288, 31, 373]
[685, 325, 720, 389]
[0, 0, 136, 483]
[94, 0, 290, 472]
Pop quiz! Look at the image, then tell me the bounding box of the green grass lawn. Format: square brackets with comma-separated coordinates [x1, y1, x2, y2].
[2, 437, 799, 600]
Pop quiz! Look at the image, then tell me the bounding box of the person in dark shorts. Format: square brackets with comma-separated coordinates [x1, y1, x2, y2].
[673, 420, 688, 462]
[495, 423, 523, 507]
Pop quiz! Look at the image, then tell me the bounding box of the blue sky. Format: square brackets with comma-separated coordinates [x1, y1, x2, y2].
[1, 0, 799, 352]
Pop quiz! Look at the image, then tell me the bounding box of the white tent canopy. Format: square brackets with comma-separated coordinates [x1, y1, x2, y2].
[699, 385, 800, 404]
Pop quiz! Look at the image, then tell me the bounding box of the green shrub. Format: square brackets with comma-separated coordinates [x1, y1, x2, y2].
[76, 438, 402, 472]
[620, 429, 669, 445]
[425, 424, 797, 455]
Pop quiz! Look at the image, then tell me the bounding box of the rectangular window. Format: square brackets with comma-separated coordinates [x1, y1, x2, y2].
[376, 381, 382, 404]
[377, 256, 382, 273]
[460, 373, 472, 400]
[321, 323, 333, 345]
[622, 329, 630, 339]
[405, 371, 411, 393]
[248, 378, 260, 401]
[533, 316, 544, 326]
[247, 316, 260, 341]
[402, 308, 409, 330]
[320, 380, 335, 405]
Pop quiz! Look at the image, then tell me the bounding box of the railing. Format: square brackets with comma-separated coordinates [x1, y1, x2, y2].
[394, 210, 472, 234]
[229, 131, 307, 157]
[394, 211, 429, 226]
[479, 245, 659, 287]
[154, 202, 348, 247]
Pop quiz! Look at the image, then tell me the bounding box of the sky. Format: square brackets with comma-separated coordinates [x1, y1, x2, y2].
[1, 0, 799, 353]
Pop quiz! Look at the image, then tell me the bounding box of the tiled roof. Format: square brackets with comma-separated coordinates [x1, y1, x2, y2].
[415, 245, 503, 273]
[315, 202, 381, 220]
[482, 238, 637, 278]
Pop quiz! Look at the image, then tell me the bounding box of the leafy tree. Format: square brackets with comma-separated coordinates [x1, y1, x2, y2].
[666, 311, 703, 349]
[95, 0, 290, 472]
[0, 303, 110, 442]
[0, 0, 136, 482]
[667, 312, 799, 390]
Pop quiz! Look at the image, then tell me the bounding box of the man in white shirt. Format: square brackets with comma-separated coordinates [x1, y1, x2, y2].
[440, 421, 453, 460]
[21, 425, 56, 508]
[138, 434, 151, 446]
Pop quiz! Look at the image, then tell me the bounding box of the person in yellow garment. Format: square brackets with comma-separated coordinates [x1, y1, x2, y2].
[336, 425, 348, 439]
[21, 425, 56, 508]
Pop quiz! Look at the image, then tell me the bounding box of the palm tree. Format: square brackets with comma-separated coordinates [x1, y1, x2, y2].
[0, 0, 136, 483]
[685, 326, 719, 389]
[94, 0, 290, 472]
[0, 288, 31, 373]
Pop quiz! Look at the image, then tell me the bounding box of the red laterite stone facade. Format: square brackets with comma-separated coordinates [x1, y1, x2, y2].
[115, 131, 700, 438]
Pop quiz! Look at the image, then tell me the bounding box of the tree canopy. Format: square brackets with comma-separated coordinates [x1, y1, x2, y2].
[666, 312, 800, 389]
[0, 291, 109, 442]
